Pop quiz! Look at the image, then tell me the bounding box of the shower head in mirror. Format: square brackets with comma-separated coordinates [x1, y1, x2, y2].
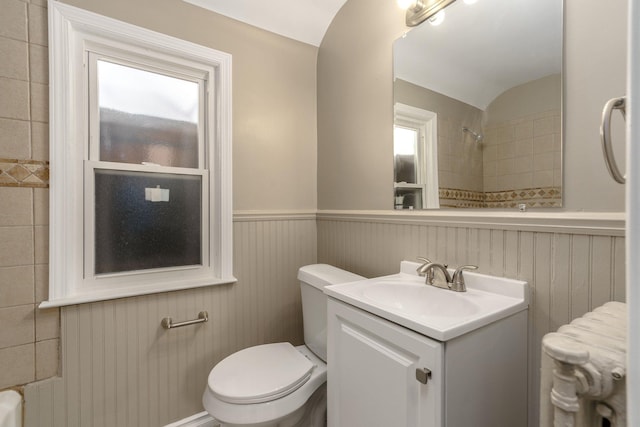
[462, 126, 483, 143]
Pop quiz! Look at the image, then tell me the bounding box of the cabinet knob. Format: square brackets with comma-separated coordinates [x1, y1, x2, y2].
[416, 367, 431, 384]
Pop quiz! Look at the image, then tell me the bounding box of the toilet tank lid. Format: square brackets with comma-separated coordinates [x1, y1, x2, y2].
[297, 264, 364, 290]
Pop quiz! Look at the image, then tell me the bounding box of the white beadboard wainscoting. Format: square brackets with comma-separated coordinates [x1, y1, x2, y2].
[23, 213, 316, 427]
[316, 210, 625, 427]
[22, 210, 624, 427]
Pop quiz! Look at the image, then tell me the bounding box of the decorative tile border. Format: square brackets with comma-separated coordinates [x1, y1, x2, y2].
[484, 200, 562, 209]
[439, 188, 485, 202]
[485, 187, 561, 203]
[0, 158, 49, 188]
[484, 186, 562, 208]
[439, 188, 486, 209]
[440, 186, 561, 208]
[440, 200, 486, 209]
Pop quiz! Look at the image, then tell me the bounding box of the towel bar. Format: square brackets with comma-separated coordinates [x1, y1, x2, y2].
[161, 311, 208, 329]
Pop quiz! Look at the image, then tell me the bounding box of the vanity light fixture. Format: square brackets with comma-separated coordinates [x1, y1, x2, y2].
[396, 0, 417, 9]
[400, 0, 457, 27]
[428, 10, 446, 26]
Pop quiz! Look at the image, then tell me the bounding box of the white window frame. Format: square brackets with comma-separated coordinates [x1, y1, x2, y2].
[42, 2, 235, 307]
[394, 103, 440, 209]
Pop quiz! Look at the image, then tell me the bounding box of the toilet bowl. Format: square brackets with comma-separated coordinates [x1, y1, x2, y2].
[202, 264, 364, 427]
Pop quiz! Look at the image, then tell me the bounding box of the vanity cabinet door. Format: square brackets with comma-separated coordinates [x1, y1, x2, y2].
[327, 299, 444, 427]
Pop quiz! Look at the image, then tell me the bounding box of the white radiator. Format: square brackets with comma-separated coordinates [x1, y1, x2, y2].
[540, 302, 627, 427]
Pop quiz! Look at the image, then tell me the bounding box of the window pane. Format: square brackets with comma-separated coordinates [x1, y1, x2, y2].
[394, 187, 423, 210]
[94, 169, 202, 275]
[394, 126, 418, 183]
[98, 60, 200, 168]
[394, 126, 417, 156]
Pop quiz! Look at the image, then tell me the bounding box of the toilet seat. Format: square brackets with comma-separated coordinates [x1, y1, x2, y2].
[203, 344, 327, 426]
[208, 342, 314, 404]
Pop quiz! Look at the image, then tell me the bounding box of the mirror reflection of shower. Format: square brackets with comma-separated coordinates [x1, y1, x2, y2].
[462, 126, 483, 143]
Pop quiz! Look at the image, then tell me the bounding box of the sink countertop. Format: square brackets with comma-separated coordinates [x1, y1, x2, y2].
[324, 261, 529, 341]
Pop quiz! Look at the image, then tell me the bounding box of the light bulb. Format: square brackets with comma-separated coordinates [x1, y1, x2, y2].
[428, 10, 446, 26]
[396, 0, 416, 9]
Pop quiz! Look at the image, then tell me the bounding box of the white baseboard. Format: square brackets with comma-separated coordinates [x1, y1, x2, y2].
[164, 411, 218, 427]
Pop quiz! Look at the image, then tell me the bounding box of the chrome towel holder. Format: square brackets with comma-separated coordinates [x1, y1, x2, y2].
[161, 311, 209, 329]
[600, 96, 626, 184]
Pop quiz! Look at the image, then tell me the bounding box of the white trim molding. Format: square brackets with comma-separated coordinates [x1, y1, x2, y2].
[233, 209, 625, 236]
[233, 210, 318, 222]
[317, 210, 625, 236]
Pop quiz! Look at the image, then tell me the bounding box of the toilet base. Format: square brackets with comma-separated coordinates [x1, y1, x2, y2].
[218, 384, 326, 427]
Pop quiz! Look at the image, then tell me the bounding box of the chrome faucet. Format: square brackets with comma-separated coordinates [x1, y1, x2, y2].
[416, 257, 435, 283]
[450, 265, 478, 292]
[417, 258, 478, 292]
[423, 262, 452, 289]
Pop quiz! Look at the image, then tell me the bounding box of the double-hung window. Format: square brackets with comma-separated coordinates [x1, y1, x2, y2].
[393, 103, 440, 209]
[43, 3, 235, 307]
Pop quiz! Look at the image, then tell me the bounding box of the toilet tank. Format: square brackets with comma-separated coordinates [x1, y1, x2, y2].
[297, 264, 364, 362]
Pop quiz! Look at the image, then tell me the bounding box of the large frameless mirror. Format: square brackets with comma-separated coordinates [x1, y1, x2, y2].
[393, 0, 563, 209]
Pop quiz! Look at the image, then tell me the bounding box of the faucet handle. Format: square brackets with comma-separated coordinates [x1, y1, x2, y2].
[451, 265, 478, 291]
[416, 257, 432, 276]
[416, 257, 435, 284]
[453, 265, 478, 279]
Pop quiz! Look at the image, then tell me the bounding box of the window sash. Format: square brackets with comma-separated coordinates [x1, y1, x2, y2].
[87, 51, 207, 169]
[83, 161, 210, 289]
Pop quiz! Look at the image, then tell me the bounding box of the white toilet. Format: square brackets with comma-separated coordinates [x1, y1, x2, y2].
[202, 264, 364, 427]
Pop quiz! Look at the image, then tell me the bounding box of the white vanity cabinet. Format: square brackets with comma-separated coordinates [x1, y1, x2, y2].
[327, 298, 528, 427]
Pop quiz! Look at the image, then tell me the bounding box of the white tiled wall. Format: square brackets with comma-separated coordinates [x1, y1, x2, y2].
[483, 110, 562, 193]
[437, 113, 484, 193]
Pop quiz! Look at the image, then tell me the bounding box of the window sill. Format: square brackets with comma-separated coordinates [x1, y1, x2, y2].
[39, 276, 237, 308]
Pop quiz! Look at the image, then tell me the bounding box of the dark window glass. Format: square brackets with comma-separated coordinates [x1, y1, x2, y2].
[94, 170, 202, 274]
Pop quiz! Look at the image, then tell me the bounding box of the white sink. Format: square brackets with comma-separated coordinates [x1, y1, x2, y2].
[324, 261, 529, 341]
[362, 280, 480, 318]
